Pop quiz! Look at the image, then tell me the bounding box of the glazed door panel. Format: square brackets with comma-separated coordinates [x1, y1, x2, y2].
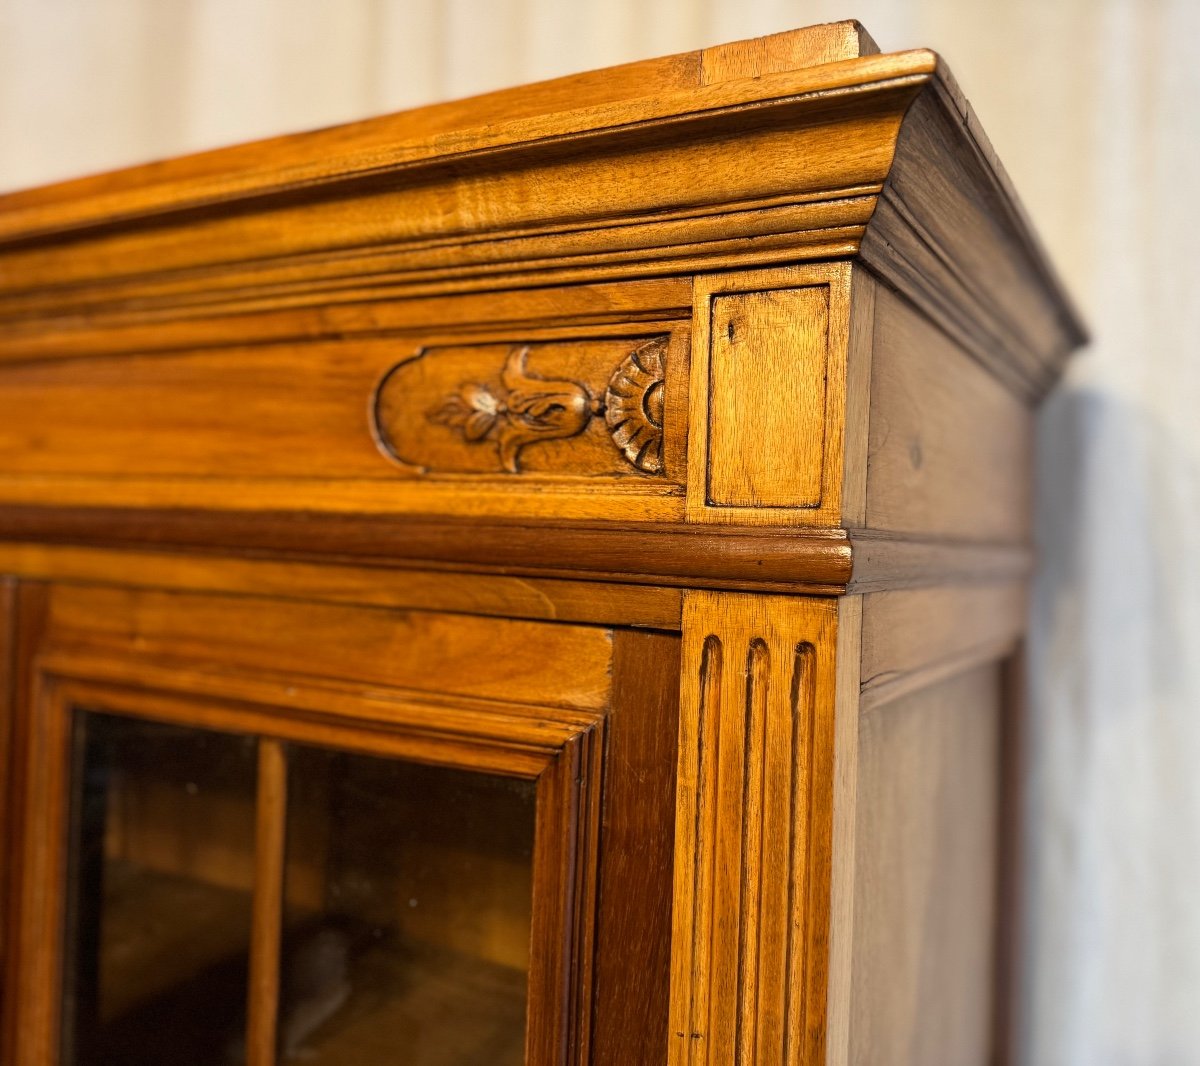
[7, 584, 613, 1066]
[60, 712, 538, 1066]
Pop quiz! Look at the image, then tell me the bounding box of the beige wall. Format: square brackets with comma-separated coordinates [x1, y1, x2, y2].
[3, 1, 1198, 1062]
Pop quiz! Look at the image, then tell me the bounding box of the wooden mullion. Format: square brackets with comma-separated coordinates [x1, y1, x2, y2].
[247, 737, 288, 1066]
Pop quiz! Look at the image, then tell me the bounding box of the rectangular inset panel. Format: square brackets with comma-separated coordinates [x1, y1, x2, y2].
[850, 663, 1001, 1066]
[44, 585, 615, 712]
[280, 746, 536, 1063]
[705, 286, 829, 508]
[0, 315, 690, 523]
[61, 712, 257, 1066]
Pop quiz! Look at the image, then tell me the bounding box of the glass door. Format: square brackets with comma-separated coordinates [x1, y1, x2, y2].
[6, 588, 609, 1066]
[56, 710, 544, 1066]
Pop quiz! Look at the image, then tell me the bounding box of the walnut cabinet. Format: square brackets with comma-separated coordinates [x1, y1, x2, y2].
[0, 20, 1084, 1066]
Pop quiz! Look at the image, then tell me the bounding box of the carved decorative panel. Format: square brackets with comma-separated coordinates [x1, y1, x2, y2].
[669, 591, 840, 1066]
[373, 336, 674, 478]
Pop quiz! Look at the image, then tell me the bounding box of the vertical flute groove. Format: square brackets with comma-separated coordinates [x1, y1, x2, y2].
[736, 637, 770, 1063]
[784, 642, 816, 1063]
[691, 634, 722, 1064]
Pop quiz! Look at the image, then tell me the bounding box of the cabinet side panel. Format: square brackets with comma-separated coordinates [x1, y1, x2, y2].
[865, 284, 1032, 542]
[849, 662, 1001, 1066]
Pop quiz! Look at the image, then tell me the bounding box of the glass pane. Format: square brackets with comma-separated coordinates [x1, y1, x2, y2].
[61, 712, 257, 1066]
[280, 747, 536, 1064]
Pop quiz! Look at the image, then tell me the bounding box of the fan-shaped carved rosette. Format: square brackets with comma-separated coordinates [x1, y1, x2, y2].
[604, 337, 666, 475]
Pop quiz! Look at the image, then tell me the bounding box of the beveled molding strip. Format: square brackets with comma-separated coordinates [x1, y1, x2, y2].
[0, 507, 1029, 597]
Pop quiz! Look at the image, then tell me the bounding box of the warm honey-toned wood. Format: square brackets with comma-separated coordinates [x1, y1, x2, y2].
[0, 510, 856, 594]
[247, 739, 288, 1066]
[44, 583, 613, 711]
[375, 333, 687, 480]
[1, 581, 47, 1066]
[11, 586, 608, 1065]
[0, 20, 1085, 1066]
[0, 21, 878, 242]
[592, 630, 681, 1066]
[669, 592, 841, 1065]
[707, 289, 828, 507]
[0, 542, 684, 628]
[0, 56, 922, 301]
[0, 578, 15, 984]
[0, 319, 691, 522]
[0, 276, 693, 363]
[700, 21, 877, 84]
[688, 265, 852, 526]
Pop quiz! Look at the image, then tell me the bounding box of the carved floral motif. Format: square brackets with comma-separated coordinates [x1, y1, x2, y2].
[426, 338, 668, 475]
[428, 346, 599, 473]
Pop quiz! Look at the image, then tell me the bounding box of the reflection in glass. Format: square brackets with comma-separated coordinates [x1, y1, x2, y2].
[280, 748, 536, 1064]
[61, 712, 257, 1066]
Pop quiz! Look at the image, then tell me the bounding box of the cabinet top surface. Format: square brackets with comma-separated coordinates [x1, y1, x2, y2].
[0, 20, 896, 233]
[0, 19, 1086, 359]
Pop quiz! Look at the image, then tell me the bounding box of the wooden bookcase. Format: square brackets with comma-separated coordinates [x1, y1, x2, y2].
[0, 20, 1084, 1066]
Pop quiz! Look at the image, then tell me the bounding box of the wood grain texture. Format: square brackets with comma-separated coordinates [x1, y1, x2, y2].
[0, 510, 855, 594]
[838, 268, 877, 528]
[374, 333, 685, 479]
[688, 264, 852, 526]
[863, 284, 1032, 541]
[824, 594, 864, 1066]
[0, 276, 693, 364]
[43, 583, 614, 711]
[591, 630, 681, 1066]
[0, 53, 923, 268]
[0, 20, 1089, 1066]
[700, 21, 877, 85]
[247, 738, 287, 1066]
[859, 73, 1086, 399]
[0, 21, 882, 239]
[0, 35, 1081, 409]
[859, 584, 1026, 711]
[0, 320, 690, 522]
[9, 583, 608, 1065]
[0, 578, 14, 1009]
[669, 591, 841, 1066]
[0, 582, 47, 1066]
[850, 662, 1002, 1066]
[707, 289, 828, 507]
[8, 672, 73, 1065]
[846, 531, 1031, 594]
[0, 542, 684, 628]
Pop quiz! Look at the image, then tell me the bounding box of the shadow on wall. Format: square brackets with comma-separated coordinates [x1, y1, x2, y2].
[1022, 378, 1200, 1062]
